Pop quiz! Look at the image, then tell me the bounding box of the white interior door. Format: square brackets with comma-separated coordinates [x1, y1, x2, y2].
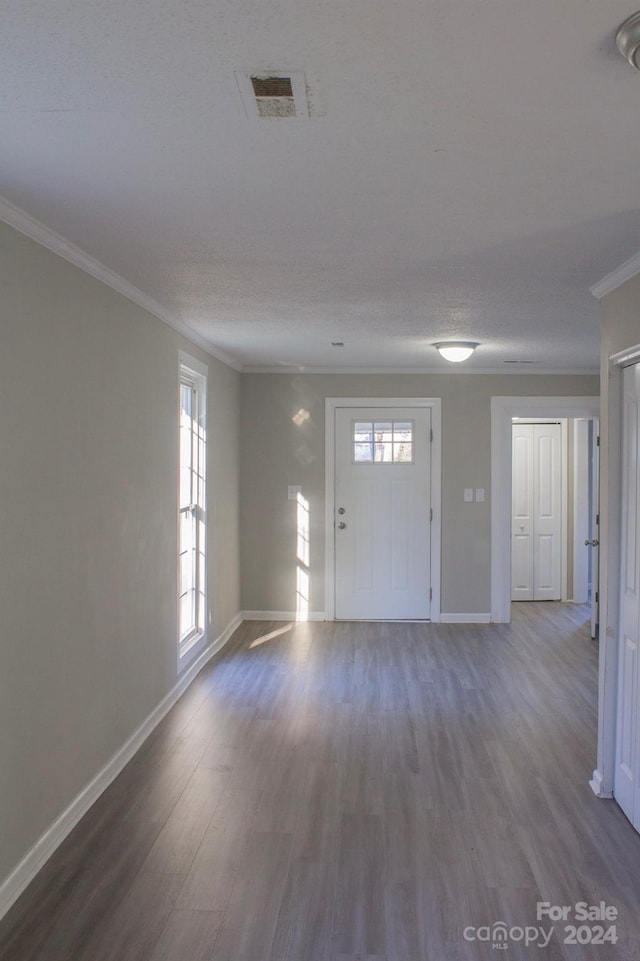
[511, 423, 562, 601]
[615, 366, 640, 828]
[334, 406, 431, 620]
[572, 419, 590, 605]
[512, 425, 534, 600]
[534, 423, 562, 600]
[589, 418, 600, 639]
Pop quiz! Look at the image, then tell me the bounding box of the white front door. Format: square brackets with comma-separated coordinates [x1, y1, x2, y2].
[511, 423, 562, 601]
[334, 406, 431, 620]
[615, 365, 640, 828]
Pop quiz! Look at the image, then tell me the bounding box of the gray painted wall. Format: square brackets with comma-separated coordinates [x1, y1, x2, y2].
[240, 373, 599, 616]
[0, 221, 241, 884]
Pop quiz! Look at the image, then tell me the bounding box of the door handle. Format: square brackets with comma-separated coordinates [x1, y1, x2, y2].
[338, 507, 346, 515]
[584, 539, 599, 547]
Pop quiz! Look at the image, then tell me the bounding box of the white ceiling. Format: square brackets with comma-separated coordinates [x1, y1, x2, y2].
[2, 0, 639, 372]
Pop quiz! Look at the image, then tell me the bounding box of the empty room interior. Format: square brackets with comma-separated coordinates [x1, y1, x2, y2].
[3, 1, 640, 959]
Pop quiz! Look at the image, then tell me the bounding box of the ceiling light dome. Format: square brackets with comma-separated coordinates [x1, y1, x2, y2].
[434, 341, 479, 363]
[616, 11, 640, 70]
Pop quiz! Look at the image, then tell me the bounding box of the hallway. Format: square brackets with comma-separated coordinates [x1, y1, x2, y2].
[1, 604, 639, 960]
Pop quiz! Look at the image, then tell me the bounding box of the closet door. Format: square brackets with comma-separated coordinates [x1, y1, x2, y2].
[532, 424, 562, 600]
[512, 425, 534, 600]
[512, 424, 562, 601]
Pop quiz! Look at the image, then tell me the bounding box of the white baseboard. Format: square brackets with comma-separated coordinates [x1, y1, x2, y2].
[0, 611, 242, 923]
[589, 768, 613, 799]
[439, 612, 491, 624]
[241, 610, 326, 622]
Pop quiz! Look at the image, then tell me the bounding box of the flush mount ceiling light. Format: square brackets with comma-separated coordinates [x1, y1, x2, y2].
[616, 12, 640, 69]
[434, 341, 479, 363]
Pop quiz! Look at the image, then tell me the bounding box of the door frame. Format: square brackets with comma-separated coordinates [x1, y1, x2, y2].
[572, 418, 591, 605]
[595, 346, 640, 801]
[491, 396, 600, 622]
[325, 397, 442, 622]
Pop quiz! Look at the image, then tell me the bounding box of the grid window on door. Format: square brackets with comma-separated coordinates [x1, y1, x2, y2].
[353, 421, 414, 463]
[179, 364, 206, 654]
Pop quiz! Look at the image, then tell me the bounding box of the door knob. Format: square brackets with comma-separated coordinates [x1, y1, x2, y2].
[338, 507, 346, 515]
[584, 539, 599, 547]
[338, 521, 347, 530]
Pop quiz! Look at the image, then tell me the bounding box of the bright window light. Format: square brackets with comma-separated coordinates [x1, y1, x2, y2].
[178, 358, 207, 658]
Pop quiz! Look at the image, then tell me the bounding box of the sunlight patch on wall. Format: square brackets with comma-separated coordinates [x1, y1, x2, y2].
[296, 492, 310, 621]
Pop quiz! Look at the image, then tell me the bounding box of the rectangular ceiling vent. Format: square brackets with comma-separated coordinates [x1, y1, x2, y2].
[236, 71, 309, 119]
[251, 75, 295, 117]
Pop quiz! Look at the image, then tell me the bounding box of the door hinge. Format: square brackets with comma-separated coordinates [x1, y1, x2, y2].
[429, 587, 433, 601]
[596, 513, 599, 526]
[596, 435, 600, 446]
[595, 591, 599, 603]
[430, 507, 433, 522]
[430, 428, 433, 443]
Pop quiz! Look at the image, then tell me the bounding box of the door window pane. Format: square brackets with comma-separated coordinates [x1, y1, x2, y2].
[352, 420, 414, 464]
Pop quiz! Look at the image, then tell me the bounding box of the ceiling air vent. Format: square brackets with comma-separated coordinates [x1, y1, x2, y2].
[251, 76, 295, 117]
[236, 71, 309, 119]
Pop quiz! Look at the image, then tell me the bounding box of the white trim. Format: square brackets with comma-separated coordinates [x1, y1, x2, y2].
[0, 194, 241, 372]
[0, 611, 242, 923]
[178, 355, 208, 668]
[590, 251, 640, 300]
[324, 397, 441, 623]
[440, 612, 491, 624]
[572, 419, 590, 604]
[241, 610, 326, 621]
[561, 419, 569, 602]
[597, 362, 623, 800]
[491, 397, 600, 623]
[589, 768, 612, 798]
[178, 349, 208, 378]
[610, 343, 640, 368]
[243, 365, 600, 376]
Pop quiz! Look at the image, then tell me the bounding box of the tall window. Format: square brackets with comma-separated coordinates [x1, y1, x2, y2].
[178, 356, 206, 659]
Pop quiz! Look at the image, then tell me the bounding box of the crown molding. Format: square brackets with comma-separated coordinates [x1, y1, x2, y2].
[590, 248, 640, 300]
[0, 194, 242, 372]
[0, 193, 605, 376]
[241, 365, 600, 376]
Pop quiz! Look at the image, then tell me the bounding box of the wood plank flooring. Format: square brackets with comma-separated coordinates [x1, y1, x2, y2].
[2, 603, 640, 960]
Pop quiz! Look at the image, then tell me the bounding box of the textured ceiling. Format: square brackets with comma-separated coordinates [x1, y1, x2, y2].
[2, 0, 639, 372]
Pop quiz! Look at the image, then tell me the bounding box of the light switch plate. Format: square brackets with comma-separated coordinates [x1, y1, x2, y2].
[288, 485, 302, 501]
[464, 488, 473, 502]
[475, 488, 485, 502]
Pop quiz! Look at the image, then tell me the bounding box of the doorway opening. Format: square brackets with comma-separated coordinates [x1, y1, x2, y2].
[510, 417, 599, 634]
[491, 396, 600, 625]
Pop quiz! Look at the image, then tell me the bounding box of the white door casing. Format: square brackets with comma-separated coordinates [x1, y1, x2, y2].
[572, 419, 590, 606]
[511, 423, 562, 601]
[615, 364, 640, 827]
[325, 398, 441, 622]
